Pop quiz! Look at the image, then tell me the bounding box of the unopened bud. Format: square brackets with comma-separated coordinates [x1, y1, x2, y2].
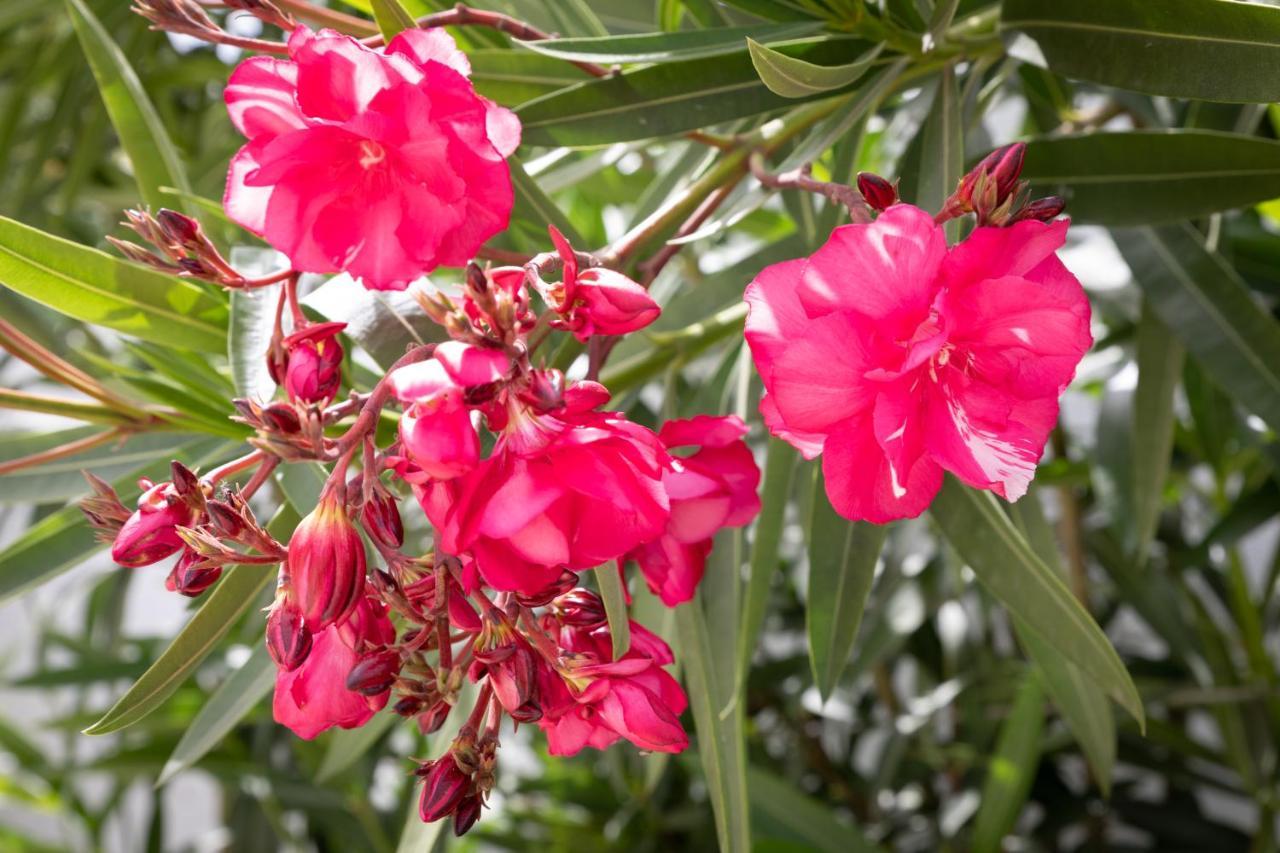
[418, 699, 453, 735]
[266, 604, 312, 671]
[165, 551, 222, 597]
[515, 570, 579, 608]
[453, 794, 483, 836]
[261, 402, 302, 434]
[361, 489, 404, 549]
[418, 757, 471, 823]
[1013, 195, 1066, 223]
[856, 172, 898, 211]
[282, 322, 346, 406]
[285, 490, 366, 629]
[553, 589, 607, 628]
[346, 648, 402, 696]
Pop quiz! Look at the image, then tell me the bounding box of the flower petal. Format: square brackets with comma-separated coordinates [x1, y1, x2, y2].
[821, 412, 943, 523]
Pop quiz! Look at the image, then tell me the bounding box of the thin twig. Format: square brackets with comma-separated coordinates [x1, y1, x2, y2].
[0, 428, 125, 477]
[748, 151, 872, 224]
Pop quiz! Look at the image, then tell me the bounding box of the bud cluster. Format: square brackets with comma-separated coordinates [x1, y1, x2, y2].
[936, 143, 1065, 227]
[109, 209, 244, 284]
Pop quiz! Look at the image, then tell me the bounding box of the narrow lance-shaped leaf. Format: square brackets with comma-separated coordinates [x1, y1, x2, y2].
[65, 0, 192, 210]
[931, 478, 1144, 725]
[316, 712, 398, 783]
[738, 437, 797, 681]
[370, 0, 416, 40]
[1002, 0, 1280, 104]
[597, 562, 631, 660]
[0, 217, 229, 353]
[806, 467, 889, 701]
[521, 22, 824, 64]
[1022, 131, 1280, 225]
[915, 66, 962, 240]
[747, 764, 883, 853]
[747, 39, 882, 98]
[970, 672, 1046, 853]
[1112, 223, 1280, 431]
[1129, 304, 1184, 562]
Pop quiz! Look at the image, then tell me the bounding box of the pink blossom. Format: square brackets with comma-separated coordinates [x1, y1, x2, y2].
[111, 479, 196, 568]
[281, 321, 345, 404]
[626, 415, 761, 606]
[223, 27, 520, 291]
[273, 593, 395, 740]
[414, 403, 670, 596]
[544, 226, 659, 340]
[745, 205, 1091, 523]
[389, 342, 510, 481]
[537, 619, 687, 756]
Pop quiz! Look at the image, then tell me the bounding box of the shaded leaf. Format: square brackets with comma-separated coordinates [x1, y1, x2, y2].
[597, 562, 631, 660]
[525, 22, 823, 64]
[971, 673, 1045, 853]
[747, 38, 881, 98]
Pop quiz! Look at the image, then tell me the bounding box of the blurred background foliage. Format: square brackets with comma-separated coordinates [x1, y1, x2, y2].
[2, 0, 1280, 851]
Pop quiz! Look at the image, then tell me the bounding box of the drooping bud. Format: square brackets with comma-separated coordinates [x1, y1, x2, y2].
[453, 795, 483, 836]
[282, 322, 346, 405]
[418, 699, 453, 735]
[266, 604, 313, 671]
[856, 172, 898, 211]
[165, 551, 222, 597]
[418, 757, 471, 823]
[345, 648, 402, 696]
[110, 479, 198, 568]
[360, 487, 405, 549]
[284, 489, 366, 630]
[1013, 195, 1066, 223]
[552, 589, 607, 628]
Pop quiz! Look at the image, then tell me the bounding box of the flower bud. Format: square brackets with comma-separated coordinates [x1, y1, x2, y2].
[418, 757, 471, 823]
[361, 489, 404, 549]
[553, 589, 607, 628]
[165, 551, 222, 597]
[261, 402, 303, 434]
[204, 498, 248, 540]
[944, 142, 1028, 225]
[111, 480, 197, 568]
[285, 491, 366, 630]
[418, 699, 453, 735]
[346, 648, 402, 696]
[282, 322, 346, 405]
[515, 570, 579, 608]
[1013, 195, 1066, 223]
[453, 794, 483, 836]
[266, 604, 313, 671]
[567, 269, 660, 340]
[155, 209, 203, 249]
[856, 172, 898, 211]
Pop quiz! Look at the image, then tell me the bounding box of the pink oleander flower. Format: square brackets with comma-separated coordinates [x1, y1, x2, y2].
[223, 27, 521, 291]
[414, 399, 670, 596]
[284, 488, 366, 630]
[537, 618, 688, 756]
[543, 226, 660, 341]
[280, 321, 346, 404]
[111, 479, 198, 568]
[626, 415, 761, 606]
[273, 592, 395, 740]
[389, 342, 510, 481]
[744, 205, 1091, 523]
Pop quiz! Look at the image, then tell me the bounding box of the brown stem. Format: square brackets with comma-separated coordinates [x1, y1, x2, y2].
[235, 268, 297, 289]
[205, 449, 268, 484]
[638, 181, 737, 287]
[0, 319, 148, 418]
[748, 151, 872, 224]
[329, 344, 436, 458]
[284, 273, 306, 327]
[0, 428, 124, 477]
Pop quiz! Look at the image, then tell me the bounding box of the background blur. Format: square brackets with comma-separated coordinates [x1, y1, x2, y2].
[3, 1, 1280, 851]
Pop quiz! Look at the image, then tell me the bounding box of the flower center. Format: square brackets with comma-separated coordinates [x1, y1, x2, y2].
[358, 139, 386, 170]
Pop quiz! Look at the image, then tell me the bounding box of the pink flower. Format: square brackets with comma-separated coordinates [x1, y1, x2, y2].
[389, 342, 510, 481]
[281, 321, 345, 404]
[415, 405, 670, 596]
[545, 226, 660, 340]
[626, 415, 761, 606]
[284, 488, 366, 630]
[111, 479, 197, 568]
[745, 205, 1091, 523]
[273, 592, 395, 740]
[223, 27, 520, 291]
[537, 618, 688, 756]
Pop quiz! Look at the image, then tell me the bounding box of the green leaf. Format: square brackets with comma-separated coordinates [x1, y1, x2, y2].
[370, 0, 417, 40]
[970, 673, 1045, 853]
[0, 431, 198, 503]
[516, 37, 879, 146]
[597, 562, 631, 660]
[748, 764, 882, 853]
[157, 645, 275, 786]
[394, 778, 448, 853]
[0, 217, 228, 352]
[64, 0, 192, 210]
[914, 66, 962, 240]
[508, 154, 585, 244]
[1128, 304, 1184, 562]
[523, 22, 823, 64]
[315, 712, 398, 783]
[739, 437, 797, 682]
[468, 49, 591, 107]
[747, 38, 881, 98]
[229, 284, 282, 402]
[83, 507, 295, 735]
[1006, 495, 1115, 792]
[1111, 223, 1280, 431]
[0, 439, 229, 604]
[806, 467, 889, 701]
[1021, 131, 1280, 225]
[1001, 0, 1280, 103]
[930, 479, 1144, 726]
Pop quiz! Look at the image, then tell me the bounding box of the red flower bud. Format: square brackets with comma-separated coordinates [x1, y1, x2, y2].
[418, 757, 471, 823]
[361, 489, 404, 549]
[1013, 195, 1066, 223]
[205, 499, 247, 540]
[418, 699, 453, 735]
[285, 491, 366, 630]
[453, 794, 483, 836]
[261, 402, 302, 434]
[552, 589, 607, 628]
[111, 480, 198, 568]
[165, 551, 222, 597]
[856, 172, 898, 211]
[155, 209, 203, 248]
[266, 604, 313, 671]
[944, 142, 1028, 225]
[282, 322, 346, 405]
[345, 648, 402, 696]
